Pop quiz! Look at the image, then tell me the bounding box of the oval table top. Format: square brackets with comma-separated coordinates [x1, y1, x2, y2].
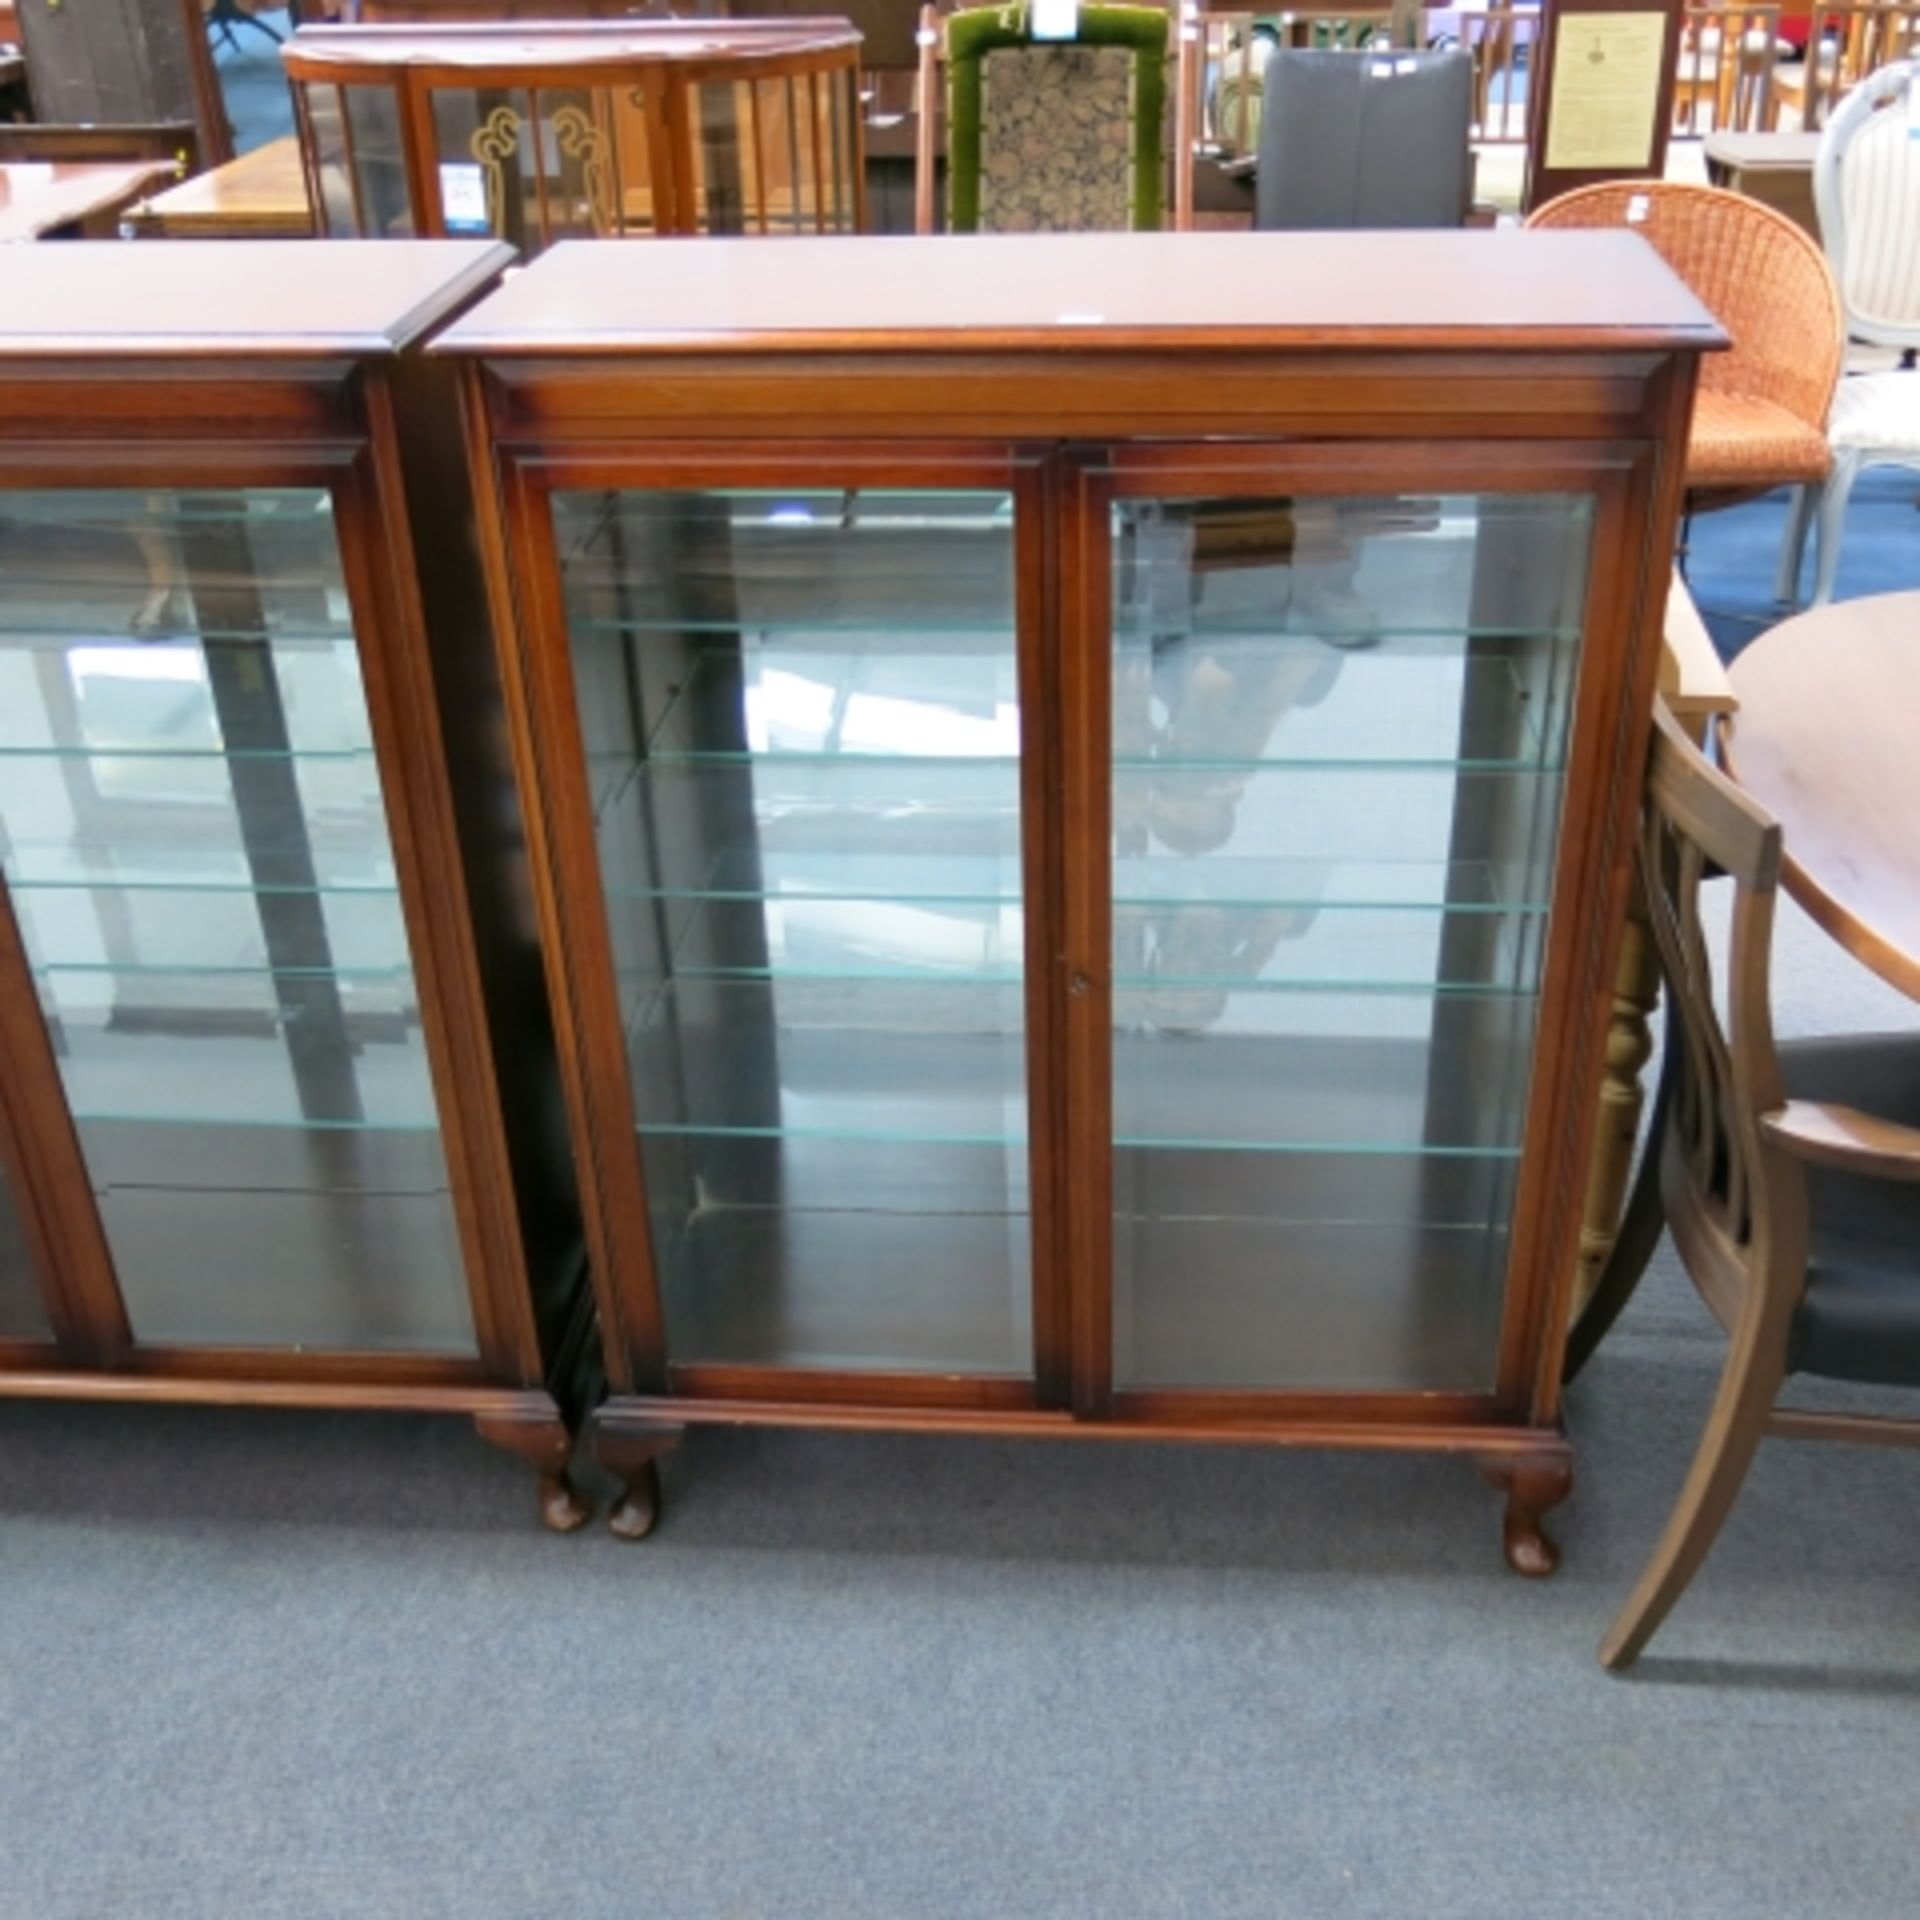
[1723, 590, 1920, 1002]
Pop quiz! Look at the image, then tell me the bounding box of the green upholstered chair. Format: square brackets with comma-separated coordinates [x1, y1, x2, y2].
[933, 3, 1172, 233]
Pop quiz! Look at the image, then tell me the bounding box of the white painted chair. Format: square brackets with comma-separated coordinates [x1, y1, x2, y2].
[1778, 59, 1920, 606]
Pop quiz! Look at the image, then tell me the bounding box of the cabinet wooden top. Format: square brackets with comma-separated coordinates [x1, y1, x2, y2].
[283, 18, 863, 76]
[432, 232, 1727, 358]
[0, 239, 514, 359]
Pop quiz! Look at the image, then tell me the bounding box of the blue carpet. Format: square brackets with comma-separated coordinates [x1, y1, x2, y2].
[1688, 468, 1920, 662]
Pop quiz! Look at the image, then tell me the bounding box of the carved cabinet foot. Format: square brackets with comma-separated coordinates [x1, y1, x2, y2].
[1478, 1453, 1574, 1578]
[474, 1408, 591, 1534]
[591, 1412, 682, 1542]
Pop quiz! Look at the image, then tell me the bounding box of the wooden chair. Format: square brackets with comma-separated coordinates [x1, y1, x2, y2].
[1774, 1, 1920, 131]
[1673, 4, 1787, 136]
[915, 1, 1172, 233]
[0, 118, 201, 180]
[1527, 181, 1844, 512]
[1595, 703, 1920, 1670]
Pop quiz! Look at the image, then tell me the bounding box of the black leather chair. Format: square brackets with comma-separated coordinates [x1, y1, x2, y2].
[1255, 47, 1472, 231]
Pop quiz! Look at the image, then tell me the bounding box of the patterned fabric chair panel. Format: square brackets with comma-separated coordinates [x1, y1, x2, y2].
[945, 3, 1171, 233]
[979, 43, 1135, 231]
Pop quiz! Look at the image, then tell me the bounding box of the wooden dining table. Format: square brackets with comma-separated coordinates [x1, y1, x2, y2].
[0, 159, 178, 240]
[127, 133, 313, 238]
[1722, 591, 1920, 1001]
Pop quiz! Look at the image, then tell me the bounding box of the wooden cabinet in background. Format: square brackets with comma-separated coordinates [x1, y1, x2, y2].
[439, 228, 1723, 1569]
[0, 240, 589, 1526]
[283, 18, 866, 248]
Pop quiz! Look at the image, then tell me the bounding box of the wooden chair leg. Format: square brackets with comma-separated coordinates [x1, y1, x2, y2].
[1565, 1040, 1674, 1383]
[1598, 1261, 1795, 1670]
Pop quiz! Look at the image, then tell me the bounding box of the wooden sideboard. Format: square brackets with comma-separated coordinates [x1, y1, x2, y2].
[436, 228, 1723, 1569]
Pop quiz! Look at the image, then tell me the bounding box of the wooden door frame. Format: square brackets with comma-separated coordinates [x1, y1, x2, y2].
[1061, 436, 1668, 1433]
[0, 393, 543, 1393]
[464, 423, 1069, 1411]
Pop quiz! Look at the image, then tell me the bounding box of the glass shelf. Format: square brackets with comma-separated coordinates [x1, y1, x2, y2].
[1, 493, 336, 531]
[0, 485, 471, 1353]
[0, 744, 377, 763]
[591, 754, 1025, 858]
[628, 974, 1027, 1146]
[35, 960, 438, 1133]
[10, 881, 408, 978]
[606, 848, 1548, 913]
[571, 615, 1021, 640]
[628, 639, 1020, 764]
[611, 892, 1538, 994]
[2, 840, 400, 896]
[0, 639, 370, 757]
[32, 957, 411, 980]
[588, 632, 1565, 772]
[8, 868, 398, 896]
[0, 619, 356, 648]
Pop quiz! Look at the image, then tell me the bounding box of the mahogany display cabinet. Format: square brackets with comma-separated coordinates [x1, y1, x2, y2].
[0, 241, 590, 1527]
[440, 230, 1723, 1566]
[284, 19, 866, 250]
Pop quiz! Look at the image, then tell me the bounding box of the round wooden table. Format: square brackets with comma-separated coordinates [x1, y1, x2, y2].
[1722, 590, 1920, 1001]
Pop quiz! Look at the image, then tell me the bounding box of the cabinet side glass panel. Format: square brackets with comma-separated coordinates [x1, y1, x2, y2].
[0, 489, 475, 1354]
[1109, 492, 1594, 1391]
[552, 486, 1032, 1376]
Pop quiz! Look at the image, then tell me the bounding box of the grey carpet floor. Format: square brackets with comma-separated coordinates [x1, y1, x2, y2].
[3, 891, 1918, 1920]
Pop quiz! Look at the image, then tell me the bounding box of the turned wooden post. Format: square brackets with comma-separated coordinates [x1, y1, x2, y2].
[1568, 572, 1736, 1337]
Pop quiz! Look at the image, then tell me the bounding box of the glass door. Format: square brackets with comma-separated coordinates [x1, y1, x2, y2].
[1094, 471, 1597, 1397]
[0, 486, 476, 1355]
[547, 479, 1044, 1383]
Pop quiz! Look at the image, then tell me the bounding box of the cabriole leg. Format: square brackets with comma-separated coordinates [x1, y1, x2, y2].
[591, 1412, 684, 1542]
[1478, 1451, 1574, 1578]
[474, 1408, 591, 1534]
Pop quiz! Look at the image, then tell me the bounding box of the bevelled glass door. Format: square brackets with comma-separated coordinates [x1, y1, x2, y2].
[1105, 486, 1595, 1393]
[0, 488, 475, 1354]
[551, 485, 1035, 1378]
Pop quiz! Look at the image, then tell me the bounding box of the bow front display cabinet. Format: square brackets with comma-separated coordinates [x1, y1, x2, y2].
[0, 242, 591, 1527]
[442, 229, 1720, 1566]
[284, 19, 866, 249]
